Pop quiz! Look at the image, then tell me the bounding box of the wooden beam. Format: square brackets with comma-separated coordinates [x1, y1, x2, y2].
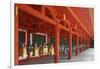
[47, 7, 70, 32]
[65, 19, 71, 28]
[89, 8, 94, 28]
[18, 4, 79, 37]
[89, 8, 94, 38]
[17, 4, 56, 26]
[47, 7, 58, 20]
[41, 6, 45, 15]
[68, 7, 91, 38]
[47, 7, 71, 28]
[17, 4, 81, 39]
[59, 24, 70, 32]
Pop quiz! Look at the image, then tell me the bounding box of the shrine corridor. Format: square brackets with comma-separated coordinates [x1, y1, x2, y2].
[14, 4, 94, 65]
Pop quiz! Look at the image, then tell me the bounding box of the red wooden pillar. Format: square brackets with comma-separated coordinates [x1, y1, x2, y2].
[14, 5, 19, 65]
[81, 38, 83, 52]
[68, 31, 72, 59]
[84, 40, 86, 50]
[80, 37, 82, 52]
[54, 24, 60, 63]
[47, 35, 50, 44]
[83, 39, 85, 51]
[83, 39, 84, 51]
[27, 31, 30, 61]
[76, 36, 79, 56]
[87, 40, 89, 48]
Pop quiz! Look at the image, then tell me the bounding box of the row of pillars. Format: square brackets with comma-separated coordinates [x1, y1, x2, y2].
[53, 23, 73, 63]
[53, 23, 90, 63]
[15, 6, 91, 65]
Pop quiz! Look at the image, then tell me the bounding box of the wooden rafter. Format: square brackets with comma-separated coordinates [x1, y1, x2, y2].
[17, 4, 56, 26]
[68, 7, 91, 38]
[47, 7, 70, 28]
[17, 4, 85, 38]
[89, 8, 94, 38]
[41, 6, 45, 15]
[46, 7, 57, 20]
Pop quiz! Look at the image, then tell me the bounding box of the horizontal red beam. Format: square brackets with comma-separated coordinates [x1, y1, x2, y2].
[68, 7, 92, 38]
[17, 4, 87, 39]
[17, 4, 56, 26]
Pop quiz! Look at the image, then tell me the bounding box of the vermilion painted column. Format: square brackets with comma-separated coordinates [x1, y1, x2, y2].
[87, 40, 90, 48]
[86, 40, 88, 49]
[47, 35, 50, 44]
[84, 40, 86, 50]
[76, 36, 79, 56]
[81, 38, 83, 52]
[82, 39, 84, 51]
[27, 31, 30, 61]
[14, 5, 19, 65]
[54, 24, 60, 63]
[80, 37, 82, 52]
[83, 39, 85, 51]
[68, 31, 72, 59]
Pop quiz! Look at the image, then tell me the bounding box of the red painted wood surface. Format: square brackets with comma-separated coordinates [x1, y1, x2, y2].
[14, 5, 19, 65]
[14, 4, 93, 64]
[54, 24, 60, 63]
[68, 31, 72, 59]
